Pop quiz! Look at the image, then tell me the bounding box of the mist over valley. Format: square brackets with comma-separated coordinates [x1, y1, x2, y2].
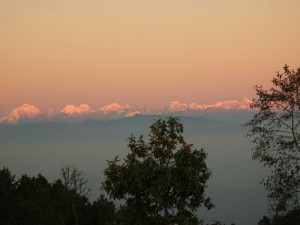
[0, 114, 268, 225]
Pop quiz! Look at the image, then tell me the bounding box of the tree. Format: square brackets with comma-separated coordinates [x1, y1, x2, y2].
[51, 179, 75, 225]
[0, 166, 116, 225]
[15, 174, 57, 225]
[244, 65, 300, 214]
[61, 164, 91, 198]
[87, 195, 116, 225]
[102, 116, 213, 225]
[258, 208, 300, 225]
[0, 167, 17, 225]
[61, 164, 91, 225]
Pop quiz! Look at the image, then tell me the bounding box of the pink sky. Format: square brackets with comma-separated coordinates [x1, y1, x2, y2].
[1, 0, 300, 113]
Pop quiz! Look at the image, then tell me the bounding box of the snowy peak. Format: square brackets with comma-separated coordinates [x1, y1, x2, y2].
[0, 104, 41, 123]
[169, 97, 252, 112]
[100, 103, 130, 114]
[60, 104, 93, 116]
[169, 101, 188, 112]
[240, 97, 253, 109]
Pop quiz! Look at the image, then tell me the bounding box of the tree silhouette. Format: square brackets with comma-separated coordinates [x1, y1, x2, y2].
[244, 65, 300, 214]
[103, 116, 213, 225]
[0, 167, 17, 225]
[61, 164, 91, 225]
[0, 167, 116, 225]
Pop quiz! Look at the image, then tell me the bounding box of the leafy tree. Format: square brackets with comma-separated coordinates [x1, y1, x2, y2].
[103, 116, 213, 225]
[244, 65, 300, 214]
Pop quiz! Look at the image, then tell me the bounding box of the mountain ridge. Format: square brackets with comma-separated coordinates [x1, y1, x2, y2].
[0, 98, 253, 124]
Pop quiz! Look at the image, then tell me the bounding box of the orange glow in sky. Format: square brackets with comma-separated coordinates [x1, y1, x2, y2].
[1, 0, 300, 112]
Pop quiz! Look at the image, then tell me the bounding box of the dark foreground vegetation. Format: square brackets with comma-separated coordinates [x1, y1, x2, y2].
[1, 166, 299, 225]
[244, 65, 300, 225]
[102, 117, 213, 225]
[0, 167, 116, 225]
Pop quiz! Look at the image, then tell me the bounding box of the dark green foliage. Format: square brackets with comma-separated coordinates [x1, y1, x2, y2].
[88, 195, 116, 225]
[258, 216, 272, 225]
[51, 179, 75, 224]
[244, 66, 300, 216]
[103, 116, 213, 225]
[258, 208, 300, 225]
[14, 174, 57, 225]
[0, 167, 116, 225]
[0, 167, 17, 225]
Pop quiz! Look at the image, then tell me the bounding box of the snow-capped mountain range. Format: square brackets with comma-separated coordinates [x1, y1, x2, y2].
[0, 97, 253, 124]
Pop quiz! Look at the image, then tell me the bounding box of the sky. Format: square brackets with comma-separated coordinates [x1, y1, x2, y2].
[1, 0, 300, 113]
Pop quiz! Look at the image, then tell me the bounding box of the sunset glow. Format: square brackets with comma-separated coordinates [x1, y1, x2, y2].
[1, 0, 299, 113]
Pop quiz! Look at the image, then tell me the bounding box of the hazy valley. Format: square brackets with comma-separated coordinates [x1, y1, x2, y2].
[0, 114, 269, 225]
